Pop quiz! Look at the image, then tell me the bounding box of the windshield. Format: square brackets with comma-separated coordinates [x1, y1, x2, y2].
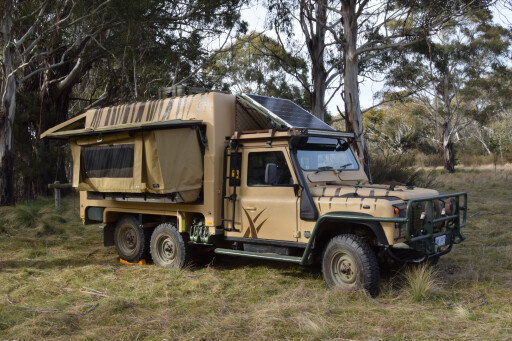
[297, 137, 359, 171]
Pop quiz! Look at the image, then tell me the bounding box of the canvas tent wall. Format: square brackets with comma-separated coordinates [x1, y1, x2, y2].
[70, 127, 204, 203]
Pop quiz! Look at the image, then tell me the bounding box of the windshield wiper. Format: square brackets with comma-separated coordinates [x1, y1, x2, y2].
[315, 166, 334, 173]
[338, 163, 352, 170]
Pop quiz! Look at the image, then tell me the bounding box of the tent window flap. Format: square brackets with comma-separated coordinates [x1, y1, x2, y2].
[82, 144, 134, 178]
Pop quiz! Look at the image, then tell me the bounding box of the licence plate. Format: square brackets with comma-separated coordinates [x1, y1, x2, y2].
[435, 235, 446, 246]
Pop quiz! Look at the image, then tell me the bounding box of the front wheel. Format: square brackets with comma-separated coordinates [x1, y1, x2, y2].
[322, 234, 380, 296]
[150, 223, 188, 269]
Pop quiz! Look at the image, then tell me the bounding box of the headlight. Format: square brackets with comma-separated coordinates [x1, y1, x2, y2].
[444, 198, 457, 216]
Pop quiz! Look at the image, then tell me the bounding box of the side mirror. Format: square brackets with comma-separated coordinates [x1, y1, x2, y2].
[336, 140, 349, 151]
[264, 163, 277, 185]
[293, 184, 300, 196]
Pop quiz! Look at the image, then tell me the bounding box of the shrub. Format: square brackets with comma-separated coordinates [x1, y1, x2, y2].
[370, 153, 437, 188]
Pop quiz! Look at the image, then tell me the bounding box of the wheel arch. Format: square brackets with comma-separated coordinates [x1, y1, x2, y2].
[302, 212, 388, 264]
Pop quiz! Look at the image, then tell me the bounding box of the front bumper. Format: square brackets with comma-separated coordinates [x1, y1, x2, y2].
[390, 192, 467, 261]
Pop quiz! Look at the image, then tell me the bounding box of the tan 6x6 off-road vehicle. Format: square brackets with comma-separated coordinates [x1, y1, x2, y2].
[42, 90, 467, 296]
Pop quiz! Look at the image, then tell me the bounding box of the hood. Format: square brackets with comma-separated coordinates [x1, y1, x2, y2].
[309, 183, 438, 201]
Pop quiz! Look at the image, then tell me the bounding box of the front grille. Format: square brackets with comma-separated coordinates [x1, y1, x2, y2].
[408, 200, 448, 238]
[409, 202, 424, 237]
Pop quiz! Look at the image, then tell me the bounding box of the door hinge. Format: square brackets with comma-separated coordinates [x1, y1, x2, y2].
[293, 231, 301, 238]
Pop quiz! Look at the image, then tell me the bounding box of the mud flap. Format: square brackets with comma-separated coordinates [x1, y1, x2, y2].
[103, 223, 115, 246]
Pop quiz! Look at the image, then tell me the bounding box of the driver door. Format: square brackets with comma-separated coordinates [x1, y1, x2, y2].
[239, 148, 299, 242]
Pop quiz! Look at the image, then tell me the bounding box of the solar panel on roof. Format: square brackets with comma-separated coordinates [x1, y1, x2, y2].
[244, 94, 334, 131]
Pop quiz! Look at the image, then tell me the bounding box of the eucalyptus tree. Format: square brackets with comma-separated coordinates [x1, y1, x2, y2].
[0, 0, 112, 204]
[267, 0, 337, 121]
[267, 0, 491, 180]
[384, 9, 511, 172]
[206, 32, 310, 108]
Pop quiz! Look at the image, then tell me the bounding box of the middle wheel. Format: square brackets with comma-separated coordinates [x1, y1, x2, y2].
[150, 223, 188, 269]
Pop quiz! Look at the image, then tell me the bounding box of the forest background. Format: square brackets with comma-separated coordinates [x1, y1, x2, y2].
[1, 0, 512, 205]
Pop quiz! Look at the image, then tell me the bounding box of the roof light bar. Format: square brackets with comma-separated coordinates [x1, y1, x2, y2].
[302, 129, 355, 139]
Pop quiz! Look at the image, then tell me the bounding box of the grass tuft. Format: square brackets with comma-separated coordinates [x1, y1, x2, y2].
[11, 203, 41, 228]
[453, 304, 471, 319]
[403, 263, 439, 302]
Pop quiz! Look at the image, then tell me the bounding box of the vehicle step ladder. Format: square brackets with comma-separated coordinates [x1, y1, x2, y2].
[221, 144, 240, 232]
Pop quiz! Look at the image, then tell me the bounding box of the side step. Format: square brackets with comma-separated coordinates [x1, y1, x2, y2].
[214, 248, 303, 264]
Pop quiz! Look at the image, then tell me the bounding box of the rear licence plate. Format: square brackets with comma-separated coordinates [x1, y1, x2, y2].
[435, 235, 446, 246]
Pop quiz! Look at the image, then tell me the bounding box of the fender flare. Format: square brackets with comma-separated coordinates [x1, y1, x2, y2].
[300, 212, 389, 265]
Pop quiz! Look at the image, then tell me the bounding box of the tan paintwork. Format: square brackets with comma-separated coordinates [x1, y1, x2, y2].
[304, 179, 438, 245]
[43, 92, 440, 248]
[225, 144, 300, 242]
[309, 184, 438, 200]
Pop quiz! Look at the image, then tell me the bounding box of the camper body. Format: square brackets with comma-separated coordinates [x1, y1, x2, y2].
[42, 92, 467, 295]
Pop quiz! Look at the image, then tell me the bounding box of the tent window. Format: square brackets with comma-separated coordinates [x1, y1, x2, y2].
[82, 144, 134, 178]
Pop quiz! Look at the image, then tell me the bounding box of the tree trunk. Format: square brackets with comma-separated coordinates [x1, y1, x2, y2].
[0, 140, 14, 206]
[310, 64, 327, 121]
[305, 0, 328, 121]
[443, 139, 455, 173]
[0, 73, 16, 206]
[341, 0, 371, 182]
[0, 7, 16, 205]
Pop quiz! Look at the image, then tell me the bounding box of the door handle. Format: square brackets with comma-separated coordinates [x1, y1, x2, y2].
[245, 206, 257, 211]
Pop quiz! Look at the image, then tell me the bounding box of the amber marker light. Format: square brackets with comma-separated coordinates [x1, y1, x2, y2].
[394, 207, 400, 215]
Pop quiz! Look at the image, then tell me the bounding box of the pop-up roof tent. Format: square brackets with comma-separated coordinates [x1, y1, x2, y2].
[42, 96, 208, 203]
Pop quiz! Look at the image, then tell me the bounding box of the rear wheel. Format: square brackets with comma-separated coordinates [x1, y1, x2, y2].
[114, 216, 150, 262]
[322, 234, 380, 296]
[150, 223, 188, 269]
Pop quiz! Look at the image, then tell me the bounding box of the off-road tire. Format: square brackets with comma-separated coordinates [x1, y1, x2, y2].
[322, 234, 380, 296]
[150, 223, 188, 269]
[114, 216, 150, 262]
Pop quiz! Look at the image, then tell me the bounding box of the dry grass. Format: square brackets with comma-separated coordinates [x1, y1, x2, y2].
[403, 264, 439, 302]
[1, 168, 511, 340]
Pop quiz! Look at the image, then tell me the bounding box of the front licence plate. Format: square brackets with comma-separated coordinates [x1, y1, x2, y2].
[435, 235, 446, 246]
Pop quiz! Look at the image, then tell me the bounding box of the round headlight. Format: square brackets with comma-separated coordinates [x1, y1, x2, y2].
[444, 198, 457, 216]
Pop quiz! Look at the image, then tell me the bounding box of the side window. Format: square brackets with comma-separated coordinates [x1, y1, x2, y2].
[247, 151, 293, 186]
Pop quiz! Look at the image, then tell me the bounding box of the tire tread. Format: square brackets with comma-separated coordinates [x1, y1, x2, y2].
[150, 223, 189, 268]
[114, 216, 148, 263]
[322, 234, 380, 296]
